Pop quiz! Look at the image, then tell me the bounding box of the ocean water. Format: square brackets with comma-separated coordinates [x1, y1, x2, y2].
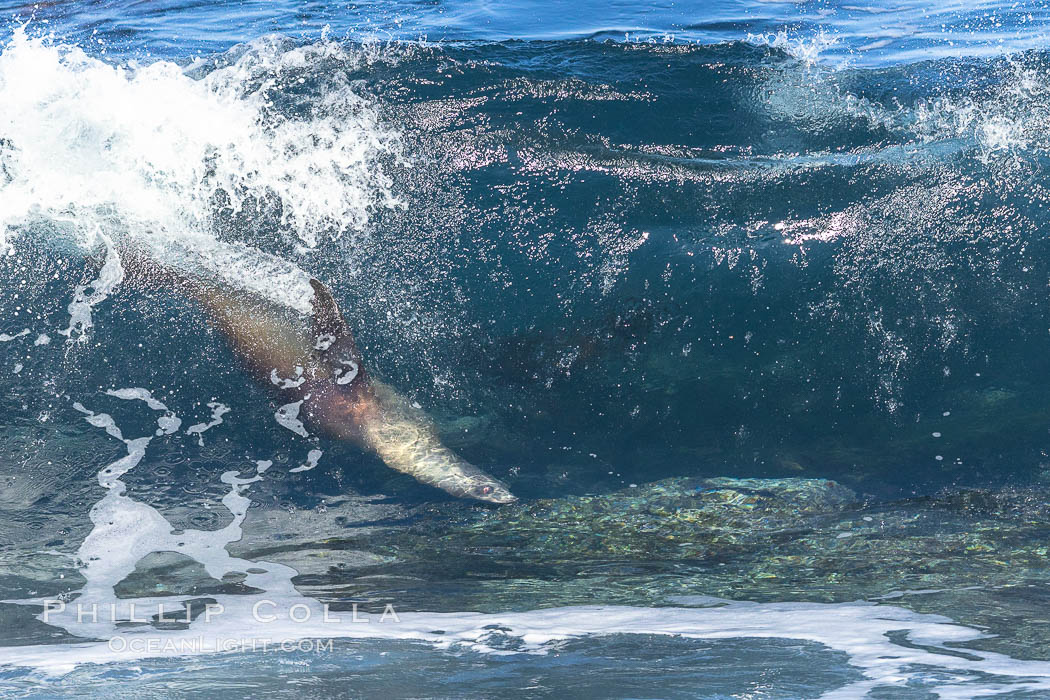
[5, 1, 1050, 697]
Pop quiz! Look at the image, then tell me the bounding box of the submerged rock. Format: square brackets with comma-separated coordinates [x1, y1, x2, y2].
[278, 476, 1050, 660]
[402, 476, 859, 561]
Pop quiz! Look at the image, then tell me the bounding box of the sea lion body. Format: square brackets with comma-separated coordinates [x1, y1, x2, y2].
[134, 256, 516, 504]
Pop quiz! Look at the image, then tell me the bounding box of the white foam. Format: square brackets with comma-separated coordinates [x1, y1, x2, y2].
[105, 387, 168, 412]
[274, 400, 309, 438]
[912, 57, 1050, 163]
[334, 358, 359, 385]
[185, 401, 231, 446]
[0, 28, 401, 254]
[746, 29, 841, 66]
[58, 235, 124, 343]
[0, 328, 29, 341]
[6, 595, 1050, 698]
[105, 387, 182, 435]
[270, 366, 306, 389]
[289, 448, 323, 473]
[72, 403, 124, 442]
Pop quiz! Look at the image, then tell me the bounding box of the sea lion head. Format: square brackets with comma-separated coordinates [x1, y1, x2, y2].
[435, 464, 518, 505]
[307, 279, 518, 505]
[464, 477, 518, 505]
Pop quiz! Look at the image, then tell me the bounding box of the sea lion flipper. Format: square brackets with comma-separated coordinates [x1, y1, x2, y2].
[309, 278, 350, 338]
[309, 278, 364, 385]
[309, 278, 363, 367]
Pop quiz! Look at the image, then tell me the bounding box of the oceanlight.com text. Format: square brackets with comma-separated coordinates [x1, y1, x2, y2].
[107, 636, 336, 654]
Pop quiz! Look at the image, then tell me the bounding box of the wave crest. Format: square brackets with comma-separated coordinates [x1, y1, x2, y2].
[0, 28, 402, 255]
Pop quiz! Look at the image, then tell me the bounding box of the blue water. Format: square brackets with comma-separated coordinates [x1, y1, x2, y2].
[5, 0, 1050, 697]
[8, 0, 1050, 65]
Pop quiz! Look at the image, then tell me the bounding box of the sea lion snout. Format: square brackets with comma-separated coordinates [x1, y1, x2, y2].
[433, 467, 517, 504]
[469, 480, 518, 504]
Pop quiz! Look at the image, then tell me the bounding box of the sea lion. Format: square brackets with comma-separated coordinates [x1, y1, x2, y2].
[120, 248, 517, 504]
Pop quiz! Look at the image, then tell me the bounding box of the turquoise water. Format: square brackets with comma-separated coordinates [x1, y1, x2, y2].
[5, 1, 1050, 697]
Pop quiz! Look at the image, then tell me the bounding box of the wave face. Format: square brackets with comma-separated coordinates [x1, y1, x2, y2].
[8, 30, 1050, 493]
[5, 2, 1050, 697]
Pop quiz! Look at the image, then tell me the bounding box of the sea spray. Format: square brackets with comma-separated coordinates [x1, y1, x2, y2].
[0, 26, 402, 263]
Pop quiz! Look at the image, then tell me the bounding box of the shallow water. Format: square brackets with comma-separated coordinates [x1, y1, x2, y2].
[4, 1, 1050, 698]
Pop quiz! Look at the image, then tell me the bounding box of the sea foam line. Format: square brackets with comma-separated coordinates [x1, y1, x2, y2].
[5, 598, 1050, 698]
